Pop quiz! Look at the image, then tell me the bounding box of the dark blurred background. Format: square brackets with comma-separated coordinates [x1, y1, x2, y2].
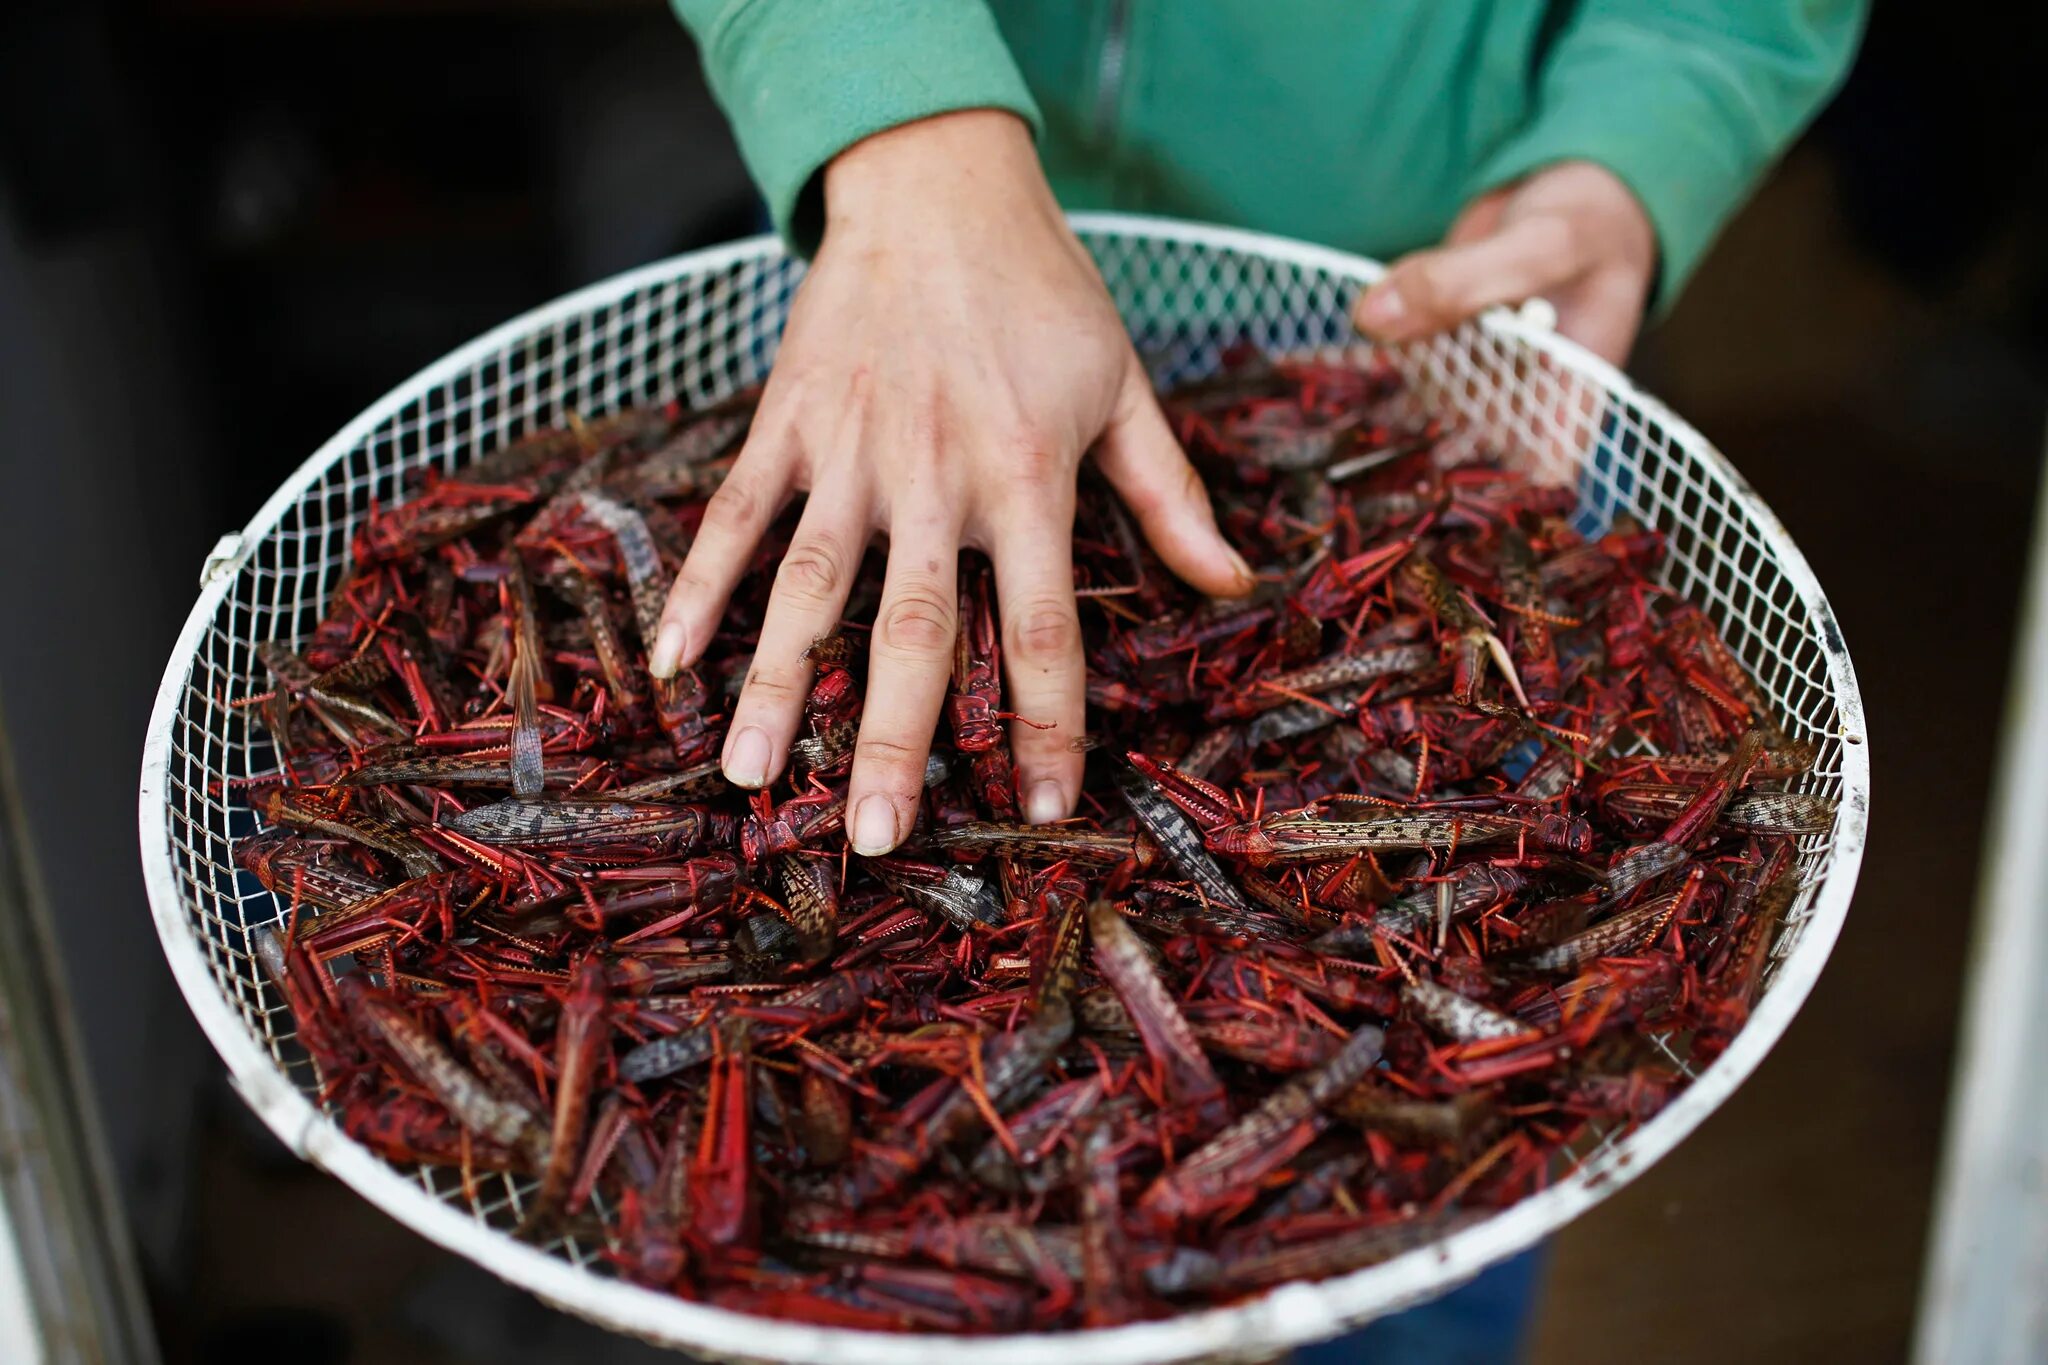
[0, 1, 2042, 1361]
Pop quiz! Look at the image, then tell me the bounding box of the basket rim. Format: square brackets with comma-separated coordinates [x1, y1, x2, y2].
[138, 212, 1869, 1364]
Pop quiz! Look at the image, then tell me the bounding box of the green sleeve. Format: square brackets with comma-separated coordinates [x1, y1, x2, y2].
[1471, 1, 1867, 308]
[670, 0, 1043, 254]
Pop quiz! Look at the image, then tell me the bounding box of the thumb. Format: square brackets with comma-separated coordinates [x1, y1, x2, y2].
[1093, 358, 1256, 599]
[1354, 213, 1583, 344]
[1444, 185, 1514, 247]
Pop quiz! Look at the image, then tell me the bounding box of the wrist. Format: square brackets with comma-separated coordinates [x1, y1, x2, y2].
[823, 109, 1049, 232]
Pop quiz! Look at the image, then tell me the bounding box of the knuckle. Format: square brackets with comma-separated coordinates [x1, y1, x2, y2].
[740, 668, 802, 703]
[854, 736, 922, 764]
[1411, 258, 1465, 314]
[852, 737, 926, 789]
[1114, 469, 1167, 518]
[999, 415, 1055, 462]
[1008, 599, 1081, 663]
[907, 390, 949, 452]
[877, 587, 956, 656]
[775, 536, 848, 605]
[1010, 461, 1080, 509]
[673, 571, 720, 603]
[705, 476, 766, 531]
[834, 364, 874, 418]
[1006, 446, 1063, 493]
[1121, 459, 1204, 525]
[1528, 213, 1577, 265]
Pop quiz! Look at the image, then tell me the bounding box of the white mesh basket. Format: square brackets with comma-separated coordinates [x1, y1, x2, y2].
[138, 215, 1868, 1364]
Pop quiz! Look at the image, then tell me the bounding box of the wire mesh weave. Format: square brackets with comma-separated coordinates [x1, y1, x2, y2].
[139, 216, 1868, 1365]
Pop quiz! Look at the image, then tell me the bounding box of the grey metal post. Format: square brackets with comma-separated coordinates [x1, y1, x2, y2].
[1913, 441, 2048, 1365]
[0, 711, 159, 1363]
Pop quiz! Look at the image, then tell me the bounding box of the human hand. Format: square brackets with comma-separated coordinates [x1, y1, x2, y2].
[649, 109, 1253, 856]
[1352, 160, 1657, 365]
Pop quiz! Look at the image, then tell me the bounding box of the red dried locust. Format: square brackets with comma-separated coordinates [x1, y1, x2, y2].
[241, 352, 1822, 1332]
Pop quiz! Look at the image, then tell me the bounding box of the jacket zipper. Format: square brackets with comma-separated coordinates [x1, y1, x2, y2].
[1093, 0, 1130, 144]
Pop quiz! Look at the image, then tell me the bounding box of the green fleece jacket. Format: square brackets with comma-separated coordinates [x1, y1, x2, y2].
[671, 0, 1864, 305]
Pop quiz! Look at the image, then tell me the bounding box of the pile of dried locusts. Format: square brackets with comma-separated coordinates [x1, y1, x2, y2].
[237, 350, 1834, 1332]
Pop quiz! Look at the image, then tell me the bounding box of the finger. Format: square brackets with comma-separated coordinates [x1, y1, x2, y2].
[1094, 360, 1254, 599]
[1551, 268, 1649, 367]
[719, 482, 868, 788]
[1353, 213, 1586, 344]
[847, 512, 960, 856]
[649, 423, 794, 678]
[1444, 186, 1513, 247]
[989, 496, 1085, 824]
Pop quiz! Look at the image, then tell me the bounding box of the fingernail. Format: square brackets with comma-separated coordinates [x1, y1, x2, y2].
[1224, 546, 1256, 589]
[649, 621, 687, 679]
[1357, 286, 1406, 330]
[723, 726, 772, 788]
[850, 794, 898, 856]
[1026, 780, 1067, 825]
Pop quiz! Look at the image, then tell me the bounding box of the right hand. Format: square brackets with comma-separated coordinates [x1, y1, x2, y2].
[1352, 161, 1657, 365]
[649, 110, 1253, 857]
